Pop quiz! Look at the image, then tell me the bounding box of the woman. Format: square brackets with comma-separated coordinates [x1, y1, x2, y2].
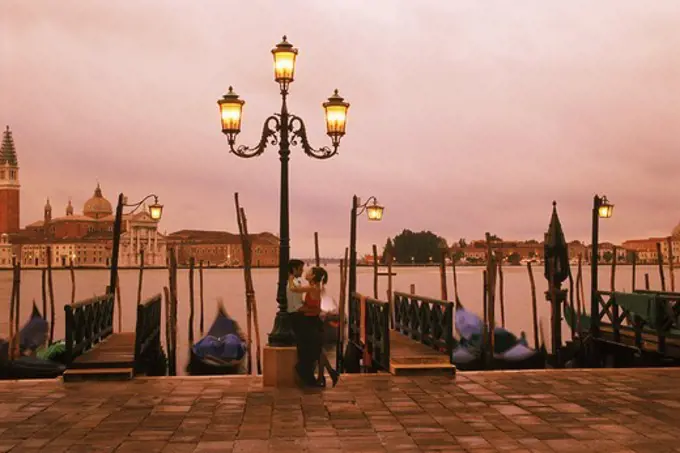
[291, 266, 339, 387]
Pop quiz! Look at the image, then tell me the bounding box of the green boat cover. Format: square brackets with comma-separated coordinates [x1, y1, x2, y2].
[612, 292, 658, 325]
[563, 303, 591, 332]
[36, 341, 66, 361]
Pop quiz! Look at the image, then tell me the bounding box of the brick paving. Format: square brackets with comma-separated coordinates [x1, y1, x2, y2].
[0, 369, 679, 452]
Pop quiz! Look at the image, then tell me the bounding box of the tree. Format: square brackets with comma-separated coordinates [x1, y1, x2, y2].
[381, 238, 395, 264]
[602, 251, 613, 263]
[507, 252, 521, 265]
[529, 251, 537, 259]
[458, 238, 467, 248]
[488, 234, 502, 242]
[391, 229, 448, 264]
[526, 239, 539, 245]
[452, 250, 464, 263]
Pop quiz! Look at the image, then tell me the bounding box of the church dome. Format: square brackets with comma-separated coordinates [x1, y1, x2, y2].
[672, 222, 680, 239]
[83, 183, 113, 219]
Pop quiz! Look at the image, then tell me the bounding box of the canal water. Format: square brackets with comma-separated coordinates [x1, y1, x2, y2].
[0, 265, 670, 375]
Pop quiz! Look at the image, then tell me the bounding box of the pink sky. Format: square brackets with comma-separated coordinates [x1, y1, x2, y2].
[2, 1, 680, 257]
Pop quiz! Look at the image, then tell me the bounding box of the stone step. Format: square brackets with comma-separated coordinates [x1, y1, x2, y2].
[63, 367, 134, 382]
[390, 363, 456, 376]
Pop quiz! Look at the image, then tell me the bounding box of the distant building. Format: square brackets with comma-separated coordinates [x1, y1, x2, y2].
[9, 184, 167, 268]
[0, 128, 166, 268]
[166, 230, 279, 267]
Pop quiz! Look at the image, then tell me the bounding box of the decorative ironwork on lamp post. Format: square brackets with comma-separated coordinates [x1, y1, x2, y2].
[340, 195, 383, 372]
[109, 194, 163, 304]
[590, 195, 613, 337]
[218, 36, 350, 347]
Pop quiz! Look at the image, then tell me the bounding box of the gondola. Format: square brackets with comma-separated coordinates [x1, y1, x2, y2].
[451, 302, 546, 371]
[0, 304, 65, 380]
[186, 303, 247, 376]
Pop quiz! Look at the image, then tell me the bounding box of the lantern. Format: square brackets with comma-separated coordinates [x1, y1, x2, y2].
[218, 87, 245, 141]
[598, 196, 613, 219]
[272, 36, 298, 87]
[149, 201, 163, 221]
[323, 89, 350, 146]
[366, 201, 384, 221]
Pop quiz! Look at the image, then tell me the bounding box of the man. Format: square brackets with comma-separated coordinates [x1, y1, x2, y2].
[287, 259, 316, 385]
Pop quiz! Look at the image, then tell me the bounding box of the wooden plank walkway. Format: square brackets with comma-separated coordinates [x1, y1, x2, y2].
[64, 332, 136, 381]
[389, 330, 455, 375]
[1, 369, 680, 452]
[69, 332, 136, 369]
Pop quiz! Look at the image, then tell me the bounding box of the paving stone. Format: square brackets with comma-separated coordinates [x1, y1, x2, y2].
[0, 370, 677, 452]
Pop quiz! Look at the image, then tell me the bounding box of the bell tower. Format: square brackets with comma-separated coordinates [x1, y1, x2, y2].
[0, 126, 20, 234]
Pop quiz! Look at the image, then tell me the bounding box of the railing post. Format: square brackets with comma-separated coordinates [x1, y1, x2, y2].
[612, 293, 620, 342]
[445, 302, 454, 361]
[383, 300, 390, 371]
[134, 303, 144, 367]
[64, 305, 74, 365]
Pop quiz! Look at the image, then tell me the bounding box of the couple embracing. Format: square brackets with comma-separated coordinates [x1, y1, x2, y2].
[287, 259, 339, 388]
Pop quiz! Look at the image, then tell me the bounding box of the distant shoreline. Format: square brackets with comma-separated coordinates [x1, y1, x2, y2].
[0, 262, 645, 271]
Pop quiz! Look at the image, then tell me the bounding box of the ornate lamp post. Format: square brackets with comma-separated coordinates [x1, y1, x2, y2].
[590, 195, 613, 337]
[340, 195, 383, 371]
[218, 36, 350, 346]
[108, 194, 163, 303]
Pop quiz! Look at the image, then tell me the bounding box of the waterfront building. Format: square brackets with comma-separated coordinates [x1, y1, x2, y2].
[166, 230, 279, 267]
[0, 128, 167, 269]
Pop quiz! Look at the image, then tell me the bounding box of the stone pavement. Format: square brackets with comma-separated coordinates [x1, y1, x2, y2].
[0, 369, 679, 453]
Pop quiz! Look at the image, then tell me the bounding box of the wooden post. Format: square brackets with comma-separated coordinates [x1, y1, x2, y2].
[47, 246, 55, 344]
[527, 262, 539, 350]
[199, 260, 205, 335]
[372, 244, 379, 299]
[316, 232, 322, 266]
[575, 255, 583, 334]
[41, 269, 47, 325]
[667, 237, 676, 292]
[547, 258, 561, 365]
[163, 286, 172, 376]
[168, 248, 179, 376]
[116, 275, 122, 332]
[645, 273, 650, 290]
[8, 258, 17, 360]
[336, 247, 349, 372]
[485, 233, 496, 363]
[631, 251, 637, 291]
[137, 249, 145, 305]
[611, 246, 617, 293]
[14, 259, 21, 359]
[578, 254, 586, 317]
[498, 260, 505, 328]
[568, 265, 575, 340]
[235, 194, 262, 374]
[69, 257, 76, 304]
[482, 270, 489, 363]
[387, 251, 394, 327]
[410, 284, 416, 295]
[451, 255, 460, 304]
[439, 249, 448, 300]
[656, 242, 666, 291]
[241, 206, 262, 374]
[188, 257, 195, 347]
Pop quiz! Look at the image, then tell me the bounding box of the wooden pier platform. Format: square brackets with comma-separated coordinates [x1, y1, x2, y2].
[63, 332, 136, 382]
[389, 331, 455, 376]
[1, 369, 679, 452]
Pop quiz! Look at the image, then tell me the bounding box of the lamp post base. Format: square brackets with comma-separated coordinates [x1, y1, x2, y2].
[268, 311, 295, 347]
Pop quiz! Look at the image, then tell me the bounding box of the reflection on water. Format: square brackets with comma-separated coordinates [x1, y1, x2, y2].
[0, 265, 672, 374]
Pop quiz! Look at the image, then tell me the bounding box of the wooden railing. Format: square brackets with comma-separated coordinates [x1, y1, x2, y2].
[348, 292, 391, 372]
[393, 291, 454, 359]
[134, 294, 162, 372]
[596, 290, 680, 355]
[64, 294, 114, 364]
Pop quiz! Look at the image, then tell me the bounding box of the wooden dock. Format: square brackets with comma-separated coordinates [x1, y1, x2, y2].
[63, 333, 136, 381]
[389, 331, 455, 375]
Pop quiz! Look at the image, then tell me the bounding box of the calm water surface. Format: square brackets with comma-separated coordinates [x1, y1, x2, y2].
[0, 265, 671, 375]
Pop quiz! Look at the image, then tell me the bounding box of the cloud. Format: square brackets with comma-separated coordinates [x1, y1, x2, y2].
[2, 0, 679, 257]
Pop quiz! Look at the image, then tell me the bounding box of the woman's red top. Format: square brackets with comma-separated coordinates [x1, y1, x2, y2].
[301, 292, 321, 317]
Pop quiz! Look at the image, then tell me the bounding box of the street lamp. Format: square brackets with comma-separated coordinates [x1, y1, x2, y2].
[341, 195, 383, 371]
[108, 193, 163, 304]
[218, 36, 350, 347]
[590, 195, 613, 337]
